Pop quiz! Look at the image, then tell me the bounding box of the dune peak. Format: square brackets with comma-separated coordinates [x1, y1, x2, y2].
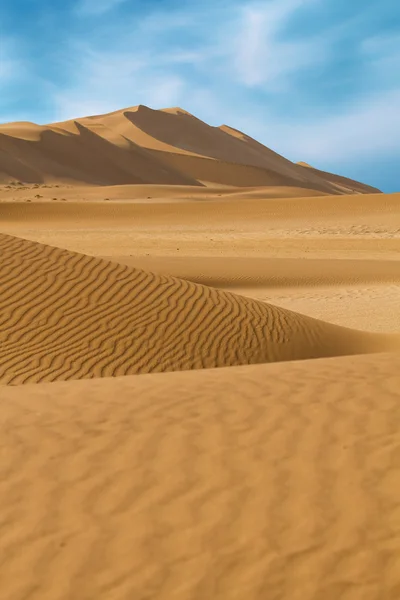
[297, 161, 314, 168]
[160, 107, 194, 116]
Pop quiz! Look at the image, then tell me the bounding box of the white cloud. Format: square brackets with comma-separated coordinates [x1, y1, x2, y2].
[290, 89, 400, 162]
[0, 39, 23, 83]
[63, 0, 327, 116]
[233, 6, 270, 86]
[52, 44, 185, 121]
[231, 88, 400, 165]
[230, 0, 324, 88]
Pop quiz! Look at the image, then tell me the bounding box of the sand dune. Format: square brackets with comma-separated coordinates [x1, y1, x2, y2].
[1, 352, 400, 599]
[95, 256, 400, 332]
[93, 257, 400, 333]
[0, 105, 380, 193]
[0, 233, 398, 385]
[0, 119, 200, 187]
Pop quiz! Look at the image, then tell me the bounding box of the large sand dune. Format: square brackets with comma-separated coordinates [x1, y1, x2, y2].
[1, 352, 400, 599]
[0, 105, 380, 193]
[1, 233, 398, 385]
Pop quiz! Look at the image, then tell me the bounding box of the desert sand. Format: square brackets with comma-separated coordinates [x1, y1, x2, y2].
[1, 353, 400, 599]
[1, 232, 399, 385]
[0, 105, 399, 599]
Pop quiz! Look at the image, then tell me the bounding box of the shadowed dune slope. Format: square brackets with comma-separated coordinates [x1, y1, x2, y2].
[0, 233, 398, 384]
[0, 120, 200, 186]
[1, 352, 400, 599]
[297, 161, 380, 195]
[0, 105, 380, 192]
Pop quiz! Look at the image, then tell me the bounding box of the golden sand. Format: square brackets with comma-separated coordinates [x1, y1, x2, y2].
[0, 105, 399, 599]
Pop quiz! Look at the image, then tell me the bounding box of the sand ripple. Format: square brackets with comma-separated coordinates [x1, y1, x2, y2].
[1, 353, 400, 599]
[0, 233, 398, 384]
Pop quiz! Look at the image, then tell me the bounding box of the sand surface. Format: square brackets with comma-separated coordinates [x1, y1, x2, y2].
[1, 353, 400, 599]
[3, 232, 399, 384]
[2, 190, 399, 335]
[1, 105, 400, 599]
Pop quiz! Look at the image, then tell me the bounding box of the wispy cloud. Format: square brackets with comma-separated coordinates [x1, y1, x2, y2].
[281, 89, 400, 162]
[53, 0, 328, 119]
[0, 39, 22, 83]
[231, 0, 324, 88]
[49, 4, 210, 119]
[52, 44, 186, 120]
[0, 38, 34, 122]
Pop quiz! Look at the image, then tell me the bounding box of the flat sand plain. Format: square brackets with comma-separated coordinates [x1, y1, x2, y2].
[1, 179, 400, 598]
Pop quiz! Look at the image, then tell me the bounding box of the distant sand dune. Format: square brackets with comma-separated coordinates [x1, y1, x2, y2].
[0, 233, 398, 384]
[0, 120, 200, 186]
[0, 105, 380, 193]
[1, 352, 400, 599]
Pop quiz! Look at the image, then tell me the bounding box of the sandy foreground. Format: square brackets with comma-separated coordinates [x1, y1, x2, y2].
[1, 353, 400, 599]
[0, 105, 400, 598]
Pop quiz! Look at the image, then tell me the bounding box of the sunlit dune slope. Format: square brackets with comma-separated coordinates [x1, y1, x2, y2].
[0, 105, 380, 192]
[0, 233, 397, 385]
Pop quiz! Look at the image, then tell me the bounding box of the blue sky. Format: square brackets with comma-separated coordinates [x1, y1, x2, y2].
[1, 0, 399, 191]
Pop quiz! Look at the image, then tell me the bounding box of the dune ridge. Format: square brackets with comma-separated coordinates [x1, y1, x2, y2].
[0, 233, 398, 385]
[0, 105, 380, 193]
